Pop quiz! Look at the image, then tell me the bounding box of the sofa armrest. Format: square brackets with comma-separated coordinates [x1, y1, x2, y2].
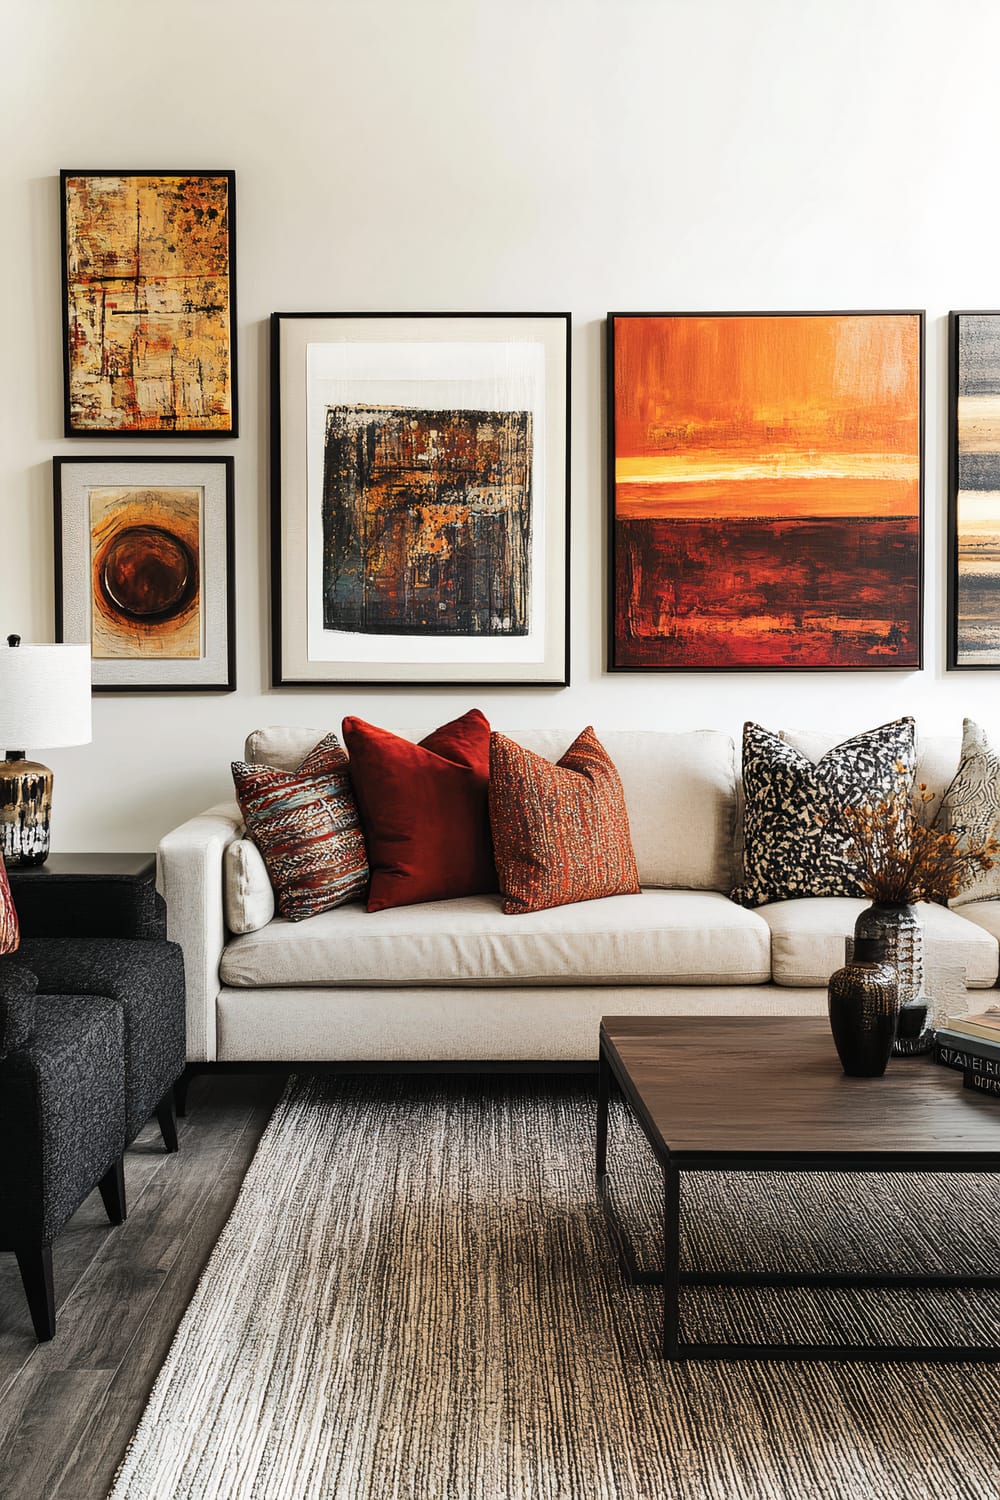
[157, 801, 241, 1062]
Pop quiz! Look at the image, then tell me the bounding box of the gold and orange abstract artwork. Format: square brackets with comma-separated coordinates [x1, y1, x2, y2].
[610, 313, 923, 669]
[89, 486, 202, 660]
[62, 172, 236, 434]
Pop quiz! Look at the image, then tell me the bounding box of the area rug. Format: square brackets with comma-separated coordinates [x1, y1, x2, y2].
[109, 1076, 1000, 1500]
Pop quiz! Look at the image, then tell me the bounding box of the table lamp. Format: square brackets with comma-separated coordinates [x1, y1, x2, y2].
[0, 635, 92, 867]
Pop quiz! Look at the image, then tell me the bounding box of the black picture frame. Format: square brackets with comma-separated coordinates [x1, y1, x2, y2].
[270, 311, 571, 688]
[607, 310, 925, 673]
[53, 455, 236, 693]
[60, 169, 238, 437]
[948, 310, 1000, 670]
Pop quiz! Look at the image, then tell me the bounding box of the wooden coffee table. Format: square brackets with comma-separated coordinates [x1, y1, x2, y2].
[597, 1016, 1000, 1362]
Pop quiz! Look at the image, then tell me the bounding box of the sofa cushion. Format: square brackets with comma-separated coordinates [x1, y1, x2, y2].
[759, 896, 999, 989]
[782, 727, 960, 808]
[943, 719, 1000, 906]
[343, 710, 496, 912]
[489, 727, 640, 914]
[219, 888, 772, 989]
[953, 899, 1000, 950]
[223, 838, 276, 934]
[231, 734, 369, 921]
[734, 717, 916, 907]
[243, 725, 737, 893]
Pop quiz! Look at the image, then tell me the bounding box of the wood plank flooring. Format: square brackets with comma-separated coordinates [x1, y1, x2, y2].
[0, 1071, 285, 1500]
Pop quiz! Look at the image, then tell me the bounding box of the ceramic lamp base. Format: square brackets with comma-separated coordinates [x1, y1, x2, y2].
[0, 754, 52, 867]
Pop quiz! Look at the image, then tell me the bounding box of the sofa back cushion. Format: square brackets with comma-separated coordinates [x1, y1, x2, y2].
[244, 725, 737, 892]
[781, 728, 960, 807]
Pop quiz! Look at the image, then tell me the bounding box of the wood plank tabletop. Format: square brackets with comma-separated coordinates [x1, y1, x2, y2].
[600, 1016, 1000, 1164]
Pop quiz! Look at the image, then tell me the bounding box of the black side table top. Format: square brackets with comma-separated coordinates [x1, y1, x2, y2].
[7, 853, 155, 880]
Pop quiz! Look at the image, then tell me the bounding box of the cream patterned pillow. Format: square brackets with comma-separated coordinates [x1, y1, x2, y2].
[943, 719, 1000, 905]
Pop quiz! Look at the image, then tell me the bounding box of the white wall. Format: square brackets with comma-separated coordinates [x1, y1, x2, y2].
[3, 0, 1000, 851]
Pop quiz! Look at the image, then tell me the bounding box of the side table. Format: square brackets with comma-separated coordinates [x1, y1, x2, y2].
[8, 854, 159, 940]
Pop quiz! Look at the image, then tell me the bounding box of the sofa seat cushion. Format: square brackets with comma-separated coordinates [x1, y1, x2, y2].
[952, 899, 1000, 951]
[760, 897, 999, 989]
[219, 889, 772, 989]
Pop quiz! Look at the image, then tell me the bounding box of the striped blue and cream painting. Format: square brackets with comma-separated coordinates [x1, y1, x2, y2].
[956, 313, 1000, 664]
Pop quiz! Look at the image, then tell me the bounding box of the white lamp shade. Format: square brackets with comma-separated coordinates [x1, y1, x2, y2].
[0, 642, 92, 750]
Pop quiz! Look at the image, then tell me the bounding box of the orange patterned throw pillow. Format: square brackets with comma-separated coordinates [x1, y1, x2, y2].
[232, 733, 369, 922]
[0, 854, 19, 954]
[488, 727, 641, 914]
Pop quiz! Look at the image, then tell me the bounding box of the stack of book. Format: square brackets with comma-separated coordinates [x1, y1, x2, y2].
[935, 1008, 1000, 1098]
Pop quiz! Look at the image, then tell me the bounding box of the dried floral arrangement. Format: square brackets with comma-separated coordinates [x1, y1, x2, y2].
[838, 766, 999, 905]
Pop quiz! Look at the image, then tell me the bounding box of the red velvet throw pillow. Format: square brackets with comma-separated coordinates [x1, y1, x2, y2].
[0, 855, 19, 954]
[488, 727, 641, 915]
[342, 709, 496, 912]
[232, 734, 369, 922]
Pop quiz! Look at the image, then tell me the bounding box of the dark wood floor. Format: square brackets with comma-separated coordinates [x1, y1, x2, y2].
[0, 1072, 285, 1500]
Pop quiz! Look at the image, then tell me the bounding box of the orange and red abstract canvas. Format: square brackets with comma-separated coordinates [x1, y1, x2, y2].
[62, 171, 237, 435]
[609, 313, 923, 669]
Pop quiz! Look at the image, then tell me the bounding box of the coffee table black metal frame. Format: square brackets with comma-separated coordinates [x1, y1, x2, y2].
[597, 1020, 1000, 1363]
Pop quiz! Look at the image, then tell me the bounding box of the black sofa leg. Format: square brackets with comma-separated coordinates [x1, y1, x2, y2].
[15, 1244, 55, 1342]
[98, 1156, 127, 1224]
[173, 1065, 193, 1119]
[155, 1087, 179, 1153]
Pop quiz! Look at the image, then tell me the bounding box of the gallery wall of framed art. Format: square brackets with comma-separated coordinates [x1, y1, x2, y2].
[269, 311, 571, 687]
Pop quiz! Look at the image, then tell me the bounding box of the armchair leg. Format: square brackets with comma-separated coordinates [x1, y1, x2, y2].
[173, 1065, 193, 1119]
[98, 1156, 127, 1224]
[155, 1087, 179, 1153]
[15, 1244, 55, 1342]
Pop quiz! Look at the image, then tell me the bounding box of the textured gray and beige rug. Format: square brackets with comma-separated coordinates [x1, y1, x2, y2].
[110, 1076, 1000, 1499]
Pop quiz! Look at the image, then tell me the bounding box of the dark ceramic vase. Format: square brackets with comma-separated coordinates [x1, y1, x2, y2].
[853, 901, 931, 1055]
[828, 934, 899, 1077]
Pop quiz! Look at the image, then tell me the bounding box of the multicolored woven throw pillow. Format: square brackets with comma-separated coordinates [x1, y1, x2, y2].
[0, 854, 19, 954]
[232, 733, 368, 922]
[488, 727, 641, 915]
[733, 717, 916, 907]
[342, 709, 496, 913]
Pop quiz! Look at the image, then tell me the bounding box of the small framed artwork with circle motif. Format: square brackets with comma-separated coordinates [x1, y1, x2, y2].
[53, 456, 235, 692]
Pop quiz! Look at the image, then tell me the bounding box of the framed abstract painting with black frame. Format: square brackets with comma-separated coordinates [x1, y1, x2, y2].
[61, 169, 238, 436]
[949, 310, 1000, 669]
[608, 311, 924, 671]
[270, 311, 571, 687]
[53, 456, 235, 692]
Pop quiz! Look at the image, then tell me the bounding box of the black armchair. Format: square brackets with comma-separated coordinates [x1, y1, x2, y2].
[13, 872, 187, 1150]
[0, 958, 127, 1340]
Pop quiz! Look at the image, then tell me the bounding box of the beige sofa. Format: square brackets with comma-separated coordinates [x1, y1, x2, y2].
[158, 724, 1000, 1064]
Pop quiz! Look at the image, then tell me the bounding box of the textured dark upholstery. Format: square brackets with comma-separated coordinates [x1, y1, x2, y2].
[12, 875, 167, 941]
[18, 938, 186, 1143]
[0, 958, 38, 1056]
[0, 993, 125, 1245]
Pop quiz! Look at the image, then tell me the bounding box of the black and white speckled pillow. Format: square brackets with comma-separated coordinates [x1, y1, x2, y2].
[943, 718, 1000, 905]
[732, 718, 916, 908]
